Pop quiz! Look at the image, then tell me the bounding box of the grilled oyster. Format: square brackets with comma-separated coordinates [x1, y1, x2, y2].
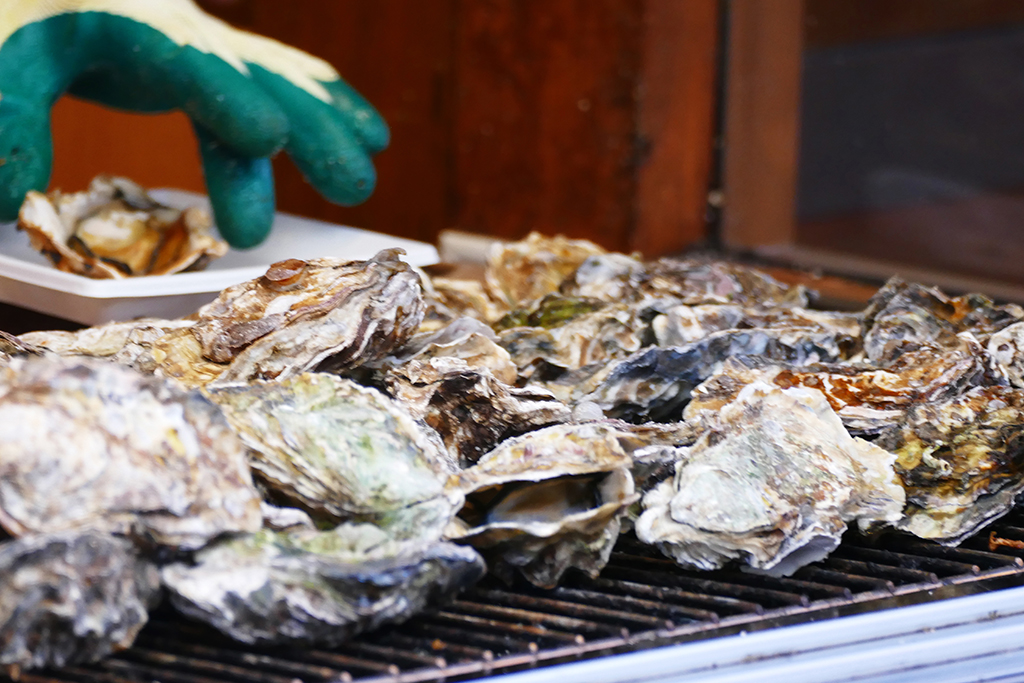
[162, 523, 485, 646]
[387, 357, 571, 467]
[485, 232, 607, 309]
[862, 278, 1023, 363]
[447, 423, 639, 588]
[0, 530, 160, 673]
[637, 382, 904, 576]
[579, 328, 847, 422]
[18, 175, 226, 278]
[0, 356, 261, 548]
[877, 385, 1024, 543]
[206, 373, 458, 526]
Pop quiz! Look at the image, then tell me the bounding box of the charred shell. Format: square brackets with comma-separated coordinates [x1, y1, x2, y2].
[18, 175, 226, 278]
[637, 382, 904, 576]
[0, 356, 261, 548]
[0, 530, 159, 673]
[447, 423, 639, 588]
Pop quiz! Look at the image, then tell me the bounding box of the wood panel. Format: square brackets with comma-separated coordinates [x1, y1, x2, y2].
[721, 0, 804, 250]
[633, 0, 719, 255]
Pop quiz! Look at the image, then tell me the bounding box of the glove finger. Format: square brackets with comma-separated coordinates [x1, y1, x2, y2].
[322, 79, 390, 155]
[0, 96, 52, 220]
[195, 125, 275, 249]
[250, 66, 379, 206]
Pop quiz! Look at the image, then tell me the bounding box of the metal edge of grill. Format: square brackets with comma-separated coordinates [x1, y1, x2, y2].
[13, 510, 1024, 683]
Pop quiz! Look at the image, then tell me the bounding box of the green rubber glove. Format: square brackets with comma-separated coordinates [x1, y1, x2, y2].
[0, 0, 389, 248]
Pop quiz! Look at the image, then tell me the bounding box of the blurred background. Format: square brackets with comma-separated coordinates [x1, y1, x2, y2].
[48, 0, 1024, 293]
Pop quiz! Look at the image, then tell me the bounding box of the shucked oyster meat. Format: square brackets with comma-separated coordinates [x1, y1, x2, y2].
[447, 422, 639, 588]
[18, 175, 226, 278]
[207, 373, 457, 528]
[0, 356, 261, 548]
[0, 530, 159, 672]
[162, 523, 484, 646]
[638, 382, 904, 576]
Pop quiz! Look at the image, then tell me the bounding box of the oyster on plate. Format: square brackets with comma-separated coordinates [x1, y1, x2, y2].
[162, 522, 485, 646]
[446, 422, 639, 588]
[485, 232, 607, 309]
[862, 277, 1023, 363]
[876, 385, 1024, 544]
[387, 357, 571, 468]
[579, 327, 848, 422]
[0, 356, 261, 549]
[18, 175, 226, 278]
[637, 382, 905, 576]
[0, 530, 159, 673]
[206, 373, 458, 527]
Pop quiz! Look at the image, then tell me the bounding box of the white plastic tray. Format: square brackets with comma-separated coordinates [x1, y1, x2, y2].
[0, 189, 439, 325]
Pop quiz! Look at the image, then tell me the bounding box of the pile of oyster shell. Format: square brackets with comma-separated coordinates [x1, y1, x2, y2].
[3, 232, 1024, 671]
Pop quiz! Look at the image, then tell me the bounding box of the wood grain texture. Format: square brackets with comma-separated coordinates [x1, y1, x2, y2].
[452, 0, 643, 252]
[633, 0, 719, 255]
[721, 0, 804, 250]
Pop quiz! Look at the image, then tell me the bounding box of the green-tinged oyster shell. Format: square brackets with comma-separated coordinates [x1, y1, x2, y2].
[206, 373, 458, 525]
[877, 385, 1024, 544]
[0, 529, 160, 673]
[447, 423, 639, 588]
[161, 521, 485, 646]
[0, 356, 261, 549]
[637, 382, 904, 576]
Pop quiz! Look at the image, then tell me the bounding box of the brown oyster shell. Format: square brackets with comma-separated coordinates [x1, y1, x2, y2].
[18, 176, 226, 278]
[485, 232, 607, 309]
[206, 373, 458, 526]
[638, 382, 904, 576]
[0, 356, 261, 549]
[0, 530, 160, 672]
[447, 422, 639, 588]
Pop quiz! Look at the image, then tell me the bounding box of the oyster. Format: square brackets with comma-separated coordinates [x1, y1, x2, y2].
[877, 385, 1024, 544]
[421, 276, 506, 331]
[862, 278, 1023, 363]
[637, 382, 904, 576]
[206, 373, 458, 526]
[379, 316, 517, 385]
[485, 232, 607, 309]
[0, 356, 261, 548]
[0, 530, 160, 672]
[162, 523, 485, 646]
[652, 304, 860, 348]
[639, 258, 809, 308]
[387, 357, 571, 468]
[988, 321, 1024, 388]
[579, 328, 847, 422]
[18, 175, 226, 278]
[0, 331, 39, 365]
[447, 423, 639, 588]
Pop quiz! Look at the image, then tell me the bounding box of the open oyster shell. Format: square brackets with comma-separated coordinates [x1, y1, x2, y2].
[207, 373, 458, 526]
[0, 356, 261, 549]
[877, 385, 1024, 544]
[387, 357, 571, 468]
[447, 423, 639, 588]
[18, 176, 226, 278]
[0, 530, 160, 673]
[637, 382, 904, 576]
[162, 523, 485, 646]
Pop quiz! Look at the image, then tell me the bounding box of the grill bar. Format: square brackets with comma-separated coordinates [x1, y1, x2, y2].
[17, 512, 1024, 683]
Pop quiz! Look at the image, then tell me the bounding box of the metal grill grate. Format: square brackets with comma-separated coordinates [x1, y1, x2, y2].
[14, 511, 1024, 683]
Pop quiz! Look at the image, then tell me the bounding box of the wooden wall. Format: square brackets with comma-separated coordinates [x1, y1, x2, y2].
[48, 0, 720, 256]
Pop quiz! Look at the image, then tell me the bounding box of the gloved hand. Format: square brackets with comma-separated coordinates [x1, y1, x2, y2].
[0, 0, 388, 248]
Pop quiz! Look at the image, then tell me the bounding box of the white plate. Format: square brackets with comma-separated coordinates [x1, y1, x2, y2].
[0, 189, 439, 325]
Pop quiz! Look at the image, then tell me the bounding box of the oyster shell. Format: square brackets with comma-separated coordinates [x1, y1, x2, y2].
[652, 304, 860, 348]
[639, 258, 809, 308]
[579, 328, 847, 422]
[387, 357, 571, 468]
[447, 423, 639, 588]
[379, 316, 517, 385]
[862, 277, 1023, 363]
[206, 373, 458, 526]
[637, 382, 904, 576]
[877, 385, 1024, 544]
[988, 321, 1024, 388]
[18, 176, 226, 278]
[0, 356, 261, 548]
[485, 232, 607, 309]
[421, 276, 506, 331]
[0, 530, 160, 672]
[162, 523, 485, 646]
